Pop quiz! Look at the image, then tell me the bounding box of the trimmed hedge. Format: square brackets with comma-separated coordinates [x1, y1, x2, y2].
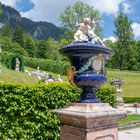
[24, 57, 70, 75]
[0, 83, 115, 139]
[1, 51, 70, 75]
[123, 97, 140, 103]
[1, 51, 24, 71]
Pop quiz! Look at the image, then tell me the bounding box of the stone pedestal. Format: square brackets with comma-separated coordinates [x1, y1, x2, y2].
[116, 96, 124, 109]
[53, 103, 127, 140]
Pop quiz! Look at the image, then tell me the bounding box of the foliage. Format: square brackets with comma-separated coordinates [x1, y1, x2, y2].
[0, 36, 28, 56]
[12, 25, 24, 47]
[24, 56, 70, 75]
[36, 40, 47, 59]
[0, 2, 2, 15]
[123, 97, 140, 103]
[0, 22, 13, 37]
[95, 85, 116, 106]
[1, 51, 69, 75]
[113, 11, 134, 70]
[45, 38, 61, 60]
[60, 1, 102, 41]
[24, 35, 36, 57]
[136, 41, 140, 69]
[0, 83, 115, 139]
[35, 38, 67, 60]
[1, 52, 24, 71]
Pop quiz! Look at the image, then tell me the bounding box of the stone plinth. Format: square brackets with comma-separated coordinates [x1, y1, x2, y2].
[53, 103, 127, 140]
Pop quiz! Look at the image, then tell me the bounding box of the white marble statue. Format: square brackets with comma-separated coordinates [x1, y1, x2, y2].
[74, 23, 88, 42]
[74, 18, 105, 46]
[57, 74, 63, 82]
[87, 20, 105, 46]
[15, 58, 20, 71]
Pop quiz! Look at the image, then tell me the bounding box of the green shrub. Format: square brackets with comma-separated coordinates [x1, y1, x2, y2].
[123, 97, 140, 103]
[1, 51, 24, 71]
[24, 57, 70, 75]
[95, 85, 116, 106]
[0, 83, 115, 139]
[1, 52, 70, 75]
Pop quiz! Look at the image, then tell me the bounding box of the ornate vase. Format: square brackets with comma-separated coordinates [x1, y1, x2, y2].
[60, 42, 114, 103]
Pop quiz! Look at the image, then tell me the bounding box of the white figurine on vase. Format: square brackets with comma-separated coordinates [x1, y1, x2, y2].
[74, 18, 105, 46]
[87, 20, 105, 46]
[74, 23, 88, 42]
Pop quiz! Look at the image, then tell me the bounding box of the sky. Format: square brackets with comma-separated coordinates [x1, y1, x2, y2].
[0, 0, 140, 41]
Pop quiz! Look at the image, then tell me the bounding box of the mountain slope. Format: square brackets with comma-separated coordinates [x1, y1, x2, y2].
[0, 4, 63, 39]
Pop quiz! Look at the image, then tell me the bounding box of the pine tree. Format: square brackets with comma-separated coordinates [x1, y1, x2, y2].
[0, 22, 13, 37]
[24, 35, 35, 57]
[12, 25, 24, 47]
[114, 11, 134, 70]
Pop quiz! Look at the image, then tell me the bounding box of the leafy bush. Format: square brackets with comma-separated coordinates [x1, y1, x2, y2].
[1, 51, 24, 71]
[0, 83, 115, 139]
[1, 52, 70, 75]
[95, 85, 116, 106]
[123, 97, 140, 103]
[0, 36, 28, 56]
[24, 57, 70, 75]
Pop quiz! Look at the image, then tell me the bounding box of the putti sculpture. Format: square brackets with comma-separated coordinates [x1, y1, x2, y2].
[60, 18, 114, 103]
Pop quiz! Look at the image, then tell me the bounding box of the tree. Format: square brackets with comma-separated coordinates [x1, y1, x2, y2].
[114, 11, 134, 70]
[0, 2, 2, 16]
[36, 40, 47, 59]
[12, 25, 24, 47]
[24, 35, 35, 57]
[60, 1, 102, 41]
[0, 22, 13, 37]
[45, 38, 62, 61]
[136, 41, 140, 69]
[0, 36, 28, 56]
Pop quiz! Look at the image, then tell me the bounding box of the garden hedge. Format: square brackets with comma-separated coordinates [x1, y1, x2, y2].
[123, 97, 140, 103]
[0, 83, 115, 139]
[24, 57, 70, 75]
[1, 51, 70, 75]
[1, 51, 24, 71]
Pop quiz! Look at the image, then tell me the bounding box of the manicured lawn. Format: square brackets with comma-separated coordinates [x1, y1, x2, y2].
[107, 70, 140, 97]
[118, 114, 140, 125]
[0, 66, 67, 84]
[1, 65, 140, 98]
[0, 66, 38, 84]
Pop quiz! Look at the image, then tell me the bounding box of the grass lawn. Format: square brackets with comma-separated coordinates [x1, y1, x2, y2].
[118, 114, 140, 125]
[0, 66, 68, 84]
[0, 65, 140, 98]
[107, 70, 140, 97]
[0, 66, 38, 84]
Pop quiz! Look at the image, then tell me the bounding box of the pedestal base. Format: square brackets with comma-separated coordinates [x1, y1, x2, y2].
[53, 103, 127, 140]
[116, 96, 124, 109]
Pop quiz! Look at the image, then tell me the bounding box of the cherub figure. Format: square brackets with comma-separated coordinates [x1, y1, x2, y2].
[87, 20, 105, 46]
[74, 23, 88, 42]
[74, 18, 105, 46]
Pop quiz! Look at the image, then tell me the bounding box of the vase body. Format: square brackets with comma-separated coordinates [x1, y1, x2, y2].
[60, 42, 114, 103]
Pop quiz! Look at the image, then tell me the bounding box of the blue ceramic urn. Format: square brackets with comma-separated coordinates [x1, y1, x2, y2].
[60, 18, 114, 103]
[60, 42, 114, 103]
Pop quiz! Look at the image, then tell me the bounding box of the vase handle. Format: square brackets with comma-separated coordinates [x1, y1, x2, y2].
[67, 66, 77, 87]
